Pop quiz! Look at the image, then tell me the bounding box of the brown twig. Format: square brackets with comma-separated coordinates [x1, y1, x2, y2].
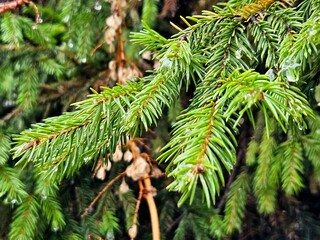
[0, 0, 40, 30]
[0, 107, 22, 124]
[90, 41, 104, 56]
[143, 175, 160, 240]
[0, 0, 29, 14]
[128, 180, 145, 240]
[81, 171, 126, 218]
[133, 180, 144, 225]
[28, 1, 40, 24]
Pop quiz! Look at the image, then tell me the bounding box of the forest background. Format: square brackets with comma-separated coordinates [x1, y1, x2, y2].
[0, 0, 320, 239]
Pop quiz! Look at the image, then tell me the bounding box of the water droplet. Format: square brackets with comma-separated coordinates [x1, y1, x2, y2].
[81, 57, 87, 63]
[40, 190, 48, 199]
[235, 49, 242, 59]
[106, 231, 115, 240]
[11, 199, 17, 204]
[94, 1, 102, 11]
[38, 18, 43, 24]
[281, 59, 301, 72]
[310, 29, 317, 36]
[84, 157, 90, 163]
[285, 70, 298, 82]
[62, 15, 70, 23]
[266, 69, 275, 80]
[52, 227, 59, 232]
[3, 100, 15, 107]
[67, 39, 74, 48]
[187, 171, 193, 181]
[244, 93, 251, 99]
[161, 57, 172, 68]
[53, 167, 58, 172]
[298, 124, 303, 130]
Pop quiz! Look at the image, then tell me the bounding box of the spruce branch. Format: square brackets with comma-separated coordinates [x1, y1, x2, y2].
[12, 82, 142, 181]
[141, 0, 158, 28]
[235, 0, 274, 19]
[0, 133, 11, 165]
[130, 22, 169, 53]
[222, 171, 250, 234]
[40, 195, 65, 230]
[267, 4, 302, 38]
[119, 190, 137, 231]
[213, 70, 312, 133]
[253, 124, 280, 214]
[280, 139, 304, 195]
[279, 11, 320, 82]
[204, 18, 254, 79]
[124, 74, 182, 135]
[1, 12, 24, 46]
[17, 67, 39, 109]
[100, 209, 120, 239]
[9, 194, 40, 240]
[159, 102, 237, 207]
[249, 20, 279, 68]
[298, 0, 320, 19]
[217, 125, 248, 212]
[4, 2, 320, 239]
[0, 165, 28, 201]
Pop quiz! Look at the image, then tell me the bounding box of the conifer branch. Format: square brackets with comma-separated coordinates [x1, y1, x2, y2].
[280, 139, 304, 195]
[236, 0, 279, 20]
[12, 82, 142, 181]
[249, 20, 278, 68]
[9, 194, 40, 240]
[0, 134, 11, 165]
[217, 126, 248, 212]
[2, 1, 319, 239]
[223, 171, 250, 234]
[0, 165, 28, 201]
[253, 124, 279, 214]
[160, 102, 237, 207]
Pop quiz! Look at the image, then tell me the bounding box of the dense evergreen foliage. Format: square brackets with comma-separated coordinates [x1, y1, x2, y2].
[1, 0, 320, 239]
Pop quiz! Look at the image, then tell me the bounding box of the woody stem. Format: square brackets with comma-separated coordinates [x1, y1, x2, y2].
[143, 175, 160, 240]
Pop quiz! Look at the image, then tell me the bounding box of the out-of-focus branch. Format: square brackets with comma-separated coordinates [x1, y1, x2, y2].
[0, 0, 29, 14]
[0, 0, 40, 27]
